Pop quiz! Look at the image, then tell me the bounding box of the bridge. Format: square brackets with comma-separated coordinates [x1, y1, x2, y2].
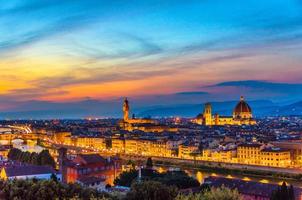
[0, 125, 36, 142]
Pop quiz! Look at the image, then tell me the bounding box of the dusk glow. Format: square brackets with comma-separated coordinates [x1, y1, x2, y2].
[1, 0, 302, 117]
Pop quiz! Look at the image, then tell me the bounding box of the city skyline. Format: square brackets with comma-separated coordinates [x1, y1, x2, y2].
[1, 1, 302, 116]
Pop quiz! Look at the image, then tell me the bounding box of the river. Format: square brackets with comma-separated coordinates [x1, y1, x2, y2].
[153, 166, 302, 188]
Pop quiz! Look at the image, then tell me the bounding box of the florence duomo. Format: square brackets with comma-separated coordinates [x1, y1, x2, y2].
[195, 96, 256, 126]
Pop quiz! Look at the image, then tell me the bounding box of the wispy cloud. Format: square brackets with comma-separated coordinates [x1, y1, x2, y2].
[0, 0, 302, 110]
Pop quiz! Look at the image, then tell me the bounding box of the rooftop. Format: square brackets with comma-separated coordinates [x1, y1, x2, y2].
[77, 154, 107, 164]
[261, 147, 289, 152]
[3, 165, 56, 177]
[238, 143, 262, 148]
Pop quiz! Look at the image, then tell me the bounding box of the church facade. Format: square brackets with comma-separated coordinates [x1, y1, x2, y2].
[195, 96, 257, 126]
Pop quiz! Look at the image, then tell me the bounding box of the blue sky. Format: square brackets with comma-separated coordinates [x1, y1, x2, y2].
[0, 0, 302, 113]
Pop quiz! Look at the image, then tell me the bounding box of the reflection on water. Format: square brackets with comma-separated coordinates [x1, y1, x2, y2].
[242, 177, 251, 181]
[158, 167, 165, 173]
[226, 175, 234, 179]
[196, 171, 203, 184]
[154, 166, 302, 188]
[211, 173, 217, 177]
[260, 179, 269, 184]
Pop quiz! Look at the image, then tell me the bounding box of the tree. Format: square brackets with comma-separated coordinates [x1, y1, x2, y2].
[8, 148, 56, 168]
[50, 173, 58, 183]
[202, 186, 242, 200]
[38, 150, 56, 168]
[21, 151, 31, 163]
[114, 169, 199, 189]
[288, 185, 295, 200]
[146, 157, 153, 169]
[198, 142, 204, 156]
[127, 160, 136, 170]
[0, 179, 112, 200]
[156, 171, 200, 189]
[8, 148, 21, 160]
[126, 181, 177, 200]
[270, 182, 295, 200]
[176, 186, 243, 200]
[30, 152, 39, 165]
[114, 169, 138, 187]
[189, 152, 200, 165]
[175, 193, 204, 200]
[200, 183, 211, 193]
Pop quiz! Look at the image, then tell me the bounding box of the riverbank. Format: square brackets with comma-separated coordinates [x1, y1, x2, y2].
[155, 160, 302, 182]
[119, 154, 302, 182]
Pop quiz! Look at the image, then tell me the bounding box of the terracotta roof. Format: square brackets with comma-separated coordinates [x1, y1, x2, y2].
[238, 143, 262, 148]
[233, 96, 252, 114]
[261, 147, 289, 152]
[78, 154, 106, 164]
[3, 165, 56, 177]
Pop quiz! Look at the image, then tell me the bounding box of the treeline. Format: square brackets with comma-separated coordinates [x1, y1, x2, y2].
[271, 182, 295, 200]
[124, 181, 242, 200]
[8, 148, 56, 168]
[0, 178, 242, 200]
[114, 158, 200, 189]
[0, 179, 111, 200]
[114, 169, 200, 189]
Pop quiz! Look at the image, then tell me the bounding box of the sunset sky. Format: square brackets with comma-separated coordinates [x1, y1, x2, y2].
[1, 0, 302, 113]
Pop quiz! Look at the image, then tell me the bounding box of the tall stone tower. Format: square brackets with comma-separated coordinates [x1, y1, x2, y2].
[203, 103, 212, 125]
[123, 97, 129, 121]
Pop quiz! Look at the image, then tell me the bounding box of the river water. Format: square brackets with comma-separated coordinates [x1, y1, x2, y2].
[154, 166, 302, 188]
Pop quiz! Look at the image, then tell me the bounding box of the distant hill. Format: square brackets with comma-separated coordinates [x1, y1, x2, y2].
[138, 100, 277, 118]
[0, 99, 302, 119]
[0, 99, 122, 119]
[270, 101, 302, 116]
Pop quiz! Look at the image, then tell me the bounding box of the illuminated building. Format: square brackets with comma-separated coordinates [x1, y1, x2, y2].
[112, 137, 175, 157]
[178, 143, 199, 159]
[0, 145, 11, 159]
[237, 143, 263, 165]
[237, 144, 291, 167]
[56, 135, 106, 151]
[260, 147, 291, 167]
[111, 138, 125, 153]
[124, 139, 138, 154]
[271, 140, 302, 167]
[92, 138, 106, 151]
[119, 98, 178, 132]
[64, 154, 121, 185]
[209, 149, 237, 163]
[0, 165, 61, 180]
[137, 138, 173, 157]
[52, 132, 71, 144]
[195, 96, 257, 126]
[201, 148, 237, 163]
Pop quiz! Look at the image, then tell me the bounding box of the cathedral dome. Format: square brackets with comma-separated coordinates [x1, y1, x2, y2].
[233, 96, 252, 119]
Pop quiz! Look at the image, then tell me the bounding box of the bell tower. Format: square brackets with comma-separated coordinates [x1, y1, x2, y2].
[203, 103, 212, 126]
[123, 98, 129, 121]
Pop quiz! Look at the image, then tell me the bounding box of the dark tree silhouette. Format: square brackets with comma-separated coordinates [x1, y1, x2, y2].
[146, 157, 153, 169]
[126, 181, 177, 200]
